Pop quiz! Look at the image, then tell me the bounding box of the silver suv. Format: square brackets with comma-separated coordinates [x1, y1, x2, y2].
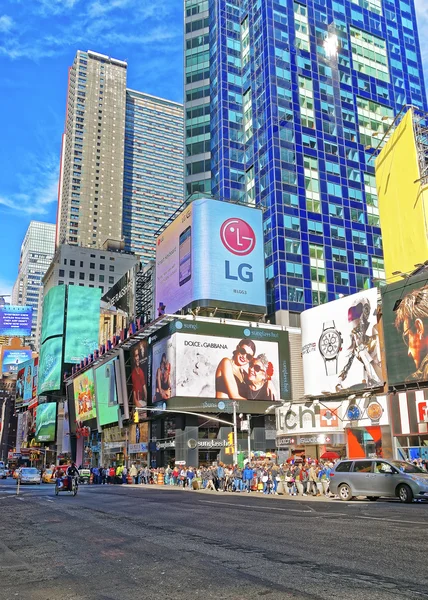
[330, 459, 428, 503]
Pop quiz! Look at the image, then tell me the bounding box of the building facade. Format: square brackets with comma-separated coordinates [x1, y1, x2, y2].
[123, 91, 184, 262]
[184, 0, 427, 325]
[11, 221, 56, 349]
[57, 50, 127, 248]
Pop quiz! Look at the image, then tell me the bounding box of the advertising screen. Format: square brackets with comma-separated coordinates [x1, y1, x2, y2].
[15, 358, 38, 409]
[0, 305, 33, 337]
[150, 319, 289, 404]
[130, 340, 148, 411]
[64, 286, 101, 363]
[1, 349, 32, 374]
[35, 402, 57, 443]
[73, 369, 96, 422]
[38, 337, 63, 394]
[94, 358, 120, 427]
[381, 273, 428, 387]
[41, 286, 66, 344]
[155, 198, 266, 315]
[301, 288, 382, 396]
[15, 366, 25, 409]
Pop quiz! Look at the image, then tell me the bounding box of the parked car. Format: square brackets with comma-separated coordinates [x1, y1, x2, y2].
[18, 468, 41, 485]
[42, 469, 56, 484]
[330, 458, 428, 503]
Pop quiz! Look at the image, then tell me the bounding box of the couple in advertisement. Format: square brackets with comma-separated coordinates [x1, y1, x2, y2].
[215, 339, 277, 401]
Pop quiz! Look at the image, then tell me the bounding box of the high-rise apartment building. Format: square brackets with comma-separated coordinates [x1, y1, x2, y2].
[56, 50, 184, 263]
[184, 0, 427, 325]
[123, 91, 184, 261]
[11, 221, 56, 349]
[57, 50, 127, 248]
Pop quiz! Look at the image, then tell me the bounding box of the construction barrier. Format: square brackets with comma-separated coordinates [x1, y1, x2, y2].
[157, 472, 164, 485]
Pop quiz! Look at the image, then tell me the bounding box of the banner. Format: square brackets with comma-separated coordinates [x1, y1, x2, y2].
[0, 305, 32, 337]
[301, 288, 382, 396]
[1, 349, 32, 375]
[130, 340, 148, 411]
[41, 286, 66, 344]
[94, 358, 120, 427]
[38, 337, 62, 394]
[64, 286, 101, 363]
[382, 273, 428, 386]
[35, 403, 57, 442]
[73, 370, 96, 422]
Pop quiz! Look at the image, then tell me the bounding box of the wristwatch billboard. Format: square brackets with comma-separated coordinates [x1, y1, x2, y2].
[319, 320, 343, 376]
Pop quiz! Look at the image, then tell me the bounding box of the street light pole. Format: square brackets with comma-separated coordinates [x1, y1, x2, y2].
[232, 401, 238, 466]
[247, 413, 251, 462]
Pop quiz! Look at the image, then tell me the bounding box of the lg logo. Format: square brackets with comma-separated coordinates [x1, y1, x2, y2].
[220, 218, 256, 283]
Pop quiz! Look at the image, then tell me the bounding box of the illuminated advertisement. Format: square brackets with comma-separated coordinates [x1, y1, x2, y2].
[130, 340, 148, 412]
[38, 337, 63, 394]
[155, 198, 266, 315]
[150, 319, 290, 404]
[41, 286, 66, 344]
[381, 272, 428, 387]
[0, 305, 33, 337]
[15, 366, 25, 409]
[94, 358, 120, 427]
[64, 286, 101, 363]
[15, 358, 38, 409]
[35, 402, 57, 443]
[2, 349, 32, 374]
[301, 288, 382, 396]
[73, 369, 96, 422]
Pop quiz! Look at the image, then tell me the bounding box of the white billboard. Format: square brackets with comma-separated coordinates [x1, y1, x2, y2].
[301, 288, 382, 396]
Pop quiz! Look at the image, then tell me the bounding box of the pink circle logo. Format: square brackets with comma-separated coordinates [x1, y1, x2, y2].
[220, 218, 256, 256]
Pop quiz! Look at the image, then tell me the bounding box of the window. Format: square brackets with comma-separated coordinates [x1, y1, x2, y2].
[99, 275, 105, 282]
[334, 271, 349, 286]
[80, 261, 84, 268]
[90, 263, 95, 269]
[284, 216, 300, 231]
[70, 259, 75, 266]
[109, 276, 114, 284]
[335, 461, 352, 473]
[89, 274, 95, 282]
[79, 273, 85, 280]
[69, 271, 75, 278]
[352, 461, 373, 473]
[288, 286, 304, 303]
[59, 269, 65, 277]
[286, 239, 302, 254]
[100, 264, 105, 271]
[332, 248, 347, 263]
[109, 265, 114, 272]
[308, 220, 323, 235]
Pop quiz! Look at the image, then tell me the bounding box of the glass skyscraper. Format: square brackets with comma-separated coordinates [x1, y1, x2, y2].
[184, 0, 427, 325]
[123, 91, 184, 262]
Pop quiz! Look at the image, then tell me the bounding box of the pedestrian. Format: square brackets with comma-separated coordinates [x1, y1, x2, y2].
[308, 463, 320, 496]
[205, 468, 216, 490]
[243, 464, 254, 493]
[300, 465, 309, 496]
[187, 467, 195, 489]
[130, 463, 138, 484]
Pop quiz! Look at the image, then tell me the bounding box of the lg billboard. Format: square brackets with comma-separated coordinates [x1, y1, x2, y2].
[155, 198, 266, 315]
[301, 288, 383, 396]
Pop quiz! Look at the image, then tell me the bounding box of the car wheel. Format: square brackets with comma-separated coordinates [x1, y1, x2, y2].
[367, 497, 378, 501]
[397, 484, 413, 503]
[338, 484, 353, 501]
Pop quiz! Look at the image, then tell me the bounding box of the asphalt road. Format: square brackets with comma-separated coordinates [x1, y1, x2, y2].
[0, 478, 427, 600]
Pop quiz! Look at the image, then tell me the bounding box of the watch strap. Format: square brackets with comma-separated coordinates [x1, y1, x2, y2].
[325, 357, 337, 376]
[323, 320, 335, 331]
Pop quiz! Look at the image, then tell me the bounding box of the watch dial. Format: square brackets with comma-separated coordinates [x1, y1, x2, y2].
[319, 330, 340, 359]
[367, 402, 383, 421]
[347, 405, 361, 420]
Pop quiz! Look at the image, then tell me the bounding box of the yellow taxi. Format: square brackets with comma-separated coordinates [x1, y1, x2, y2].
[42, 468, 56, 484]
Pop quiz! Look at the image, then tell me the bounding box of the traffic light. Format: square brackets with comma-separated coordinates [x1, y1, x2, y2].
[225, 432, 234, 455]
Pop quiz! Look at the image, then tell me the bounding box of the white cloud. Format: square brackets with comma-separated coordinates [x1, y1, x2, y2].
[0, 15, 14, 32]
[0, 154, 59, 216]
[0, 278, 14, 299]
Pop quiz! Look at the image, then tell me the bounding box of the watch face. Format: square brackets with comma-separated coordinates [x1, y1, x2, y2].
[347, 405, 361, 420]
[319, 329, 341, 359]
[367, 402, 383, 421]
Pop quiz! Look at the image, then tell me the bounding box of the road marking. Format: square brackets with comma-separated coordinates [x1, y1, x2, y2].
[199, 500, 313, 513]
[356, 515, 425, 526]
[45, 499, 54, 503]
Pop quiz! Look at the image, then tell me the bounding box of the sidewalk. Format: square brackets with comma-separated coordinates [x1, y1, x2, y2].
[125, 483, 336, 502]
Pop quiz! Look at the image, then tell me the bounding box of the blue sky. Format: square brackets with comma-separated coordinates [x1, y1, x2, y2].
[0, 0, 427, 299]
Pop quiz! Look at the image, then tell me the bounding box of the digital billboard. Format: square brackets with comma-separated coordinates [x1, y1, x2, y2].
[15, 366, 25, 409]
[15, 358, 38, 409]
[301, 288, 382, 396]
[130, 340, 148, 411]
[375, 109, 428, 283]
[38, 336, 63, 394]
[0, 305, 32, 337]
[1, 349, 32, 375]
[64, 286, 101, 363]
[41, 285, 66, 344]
[381, 272, 428, 387]
[94, 358, 120, 427]
[149, 319, 290, 405]
[155, 198, 266, 315]
[35, 402, 57, 443]
[73, 369, 96, 422]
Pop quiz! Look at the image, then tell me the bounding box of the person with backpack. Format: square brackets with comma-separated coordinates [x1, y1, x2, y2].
[243, 464, 254, 493]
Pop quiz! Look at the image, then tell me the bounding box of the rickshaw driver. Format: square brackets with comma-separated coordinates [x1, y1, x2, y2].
[66, 462, 80, 490]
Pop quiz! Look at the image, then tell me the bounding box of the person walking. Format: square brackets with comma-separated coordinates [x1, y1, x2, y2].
[217, 463, 225, 491]
[308, 463, 320, 496]
[243, 464, 254, 493]
[130, 463, 138, 485]
[233, 465, 243, 492]
[300, 465, 309, 496]
[205, 468, 216, 491]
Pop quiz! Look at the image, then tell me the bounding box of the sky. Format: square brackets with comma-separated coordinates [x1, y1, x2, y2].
[0, 0, 428, 299]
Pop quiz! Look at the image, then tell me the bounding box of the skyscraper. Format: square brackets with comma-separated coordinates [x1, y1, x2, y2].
[123, 91, 184, 262]
[11, 221, 56, 349]
[184, 0, 427, 325]
[57, 50, 127, 248]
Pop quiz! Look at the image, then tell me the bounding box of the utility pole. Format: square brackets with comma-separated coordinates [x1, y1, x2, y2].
[247, 413, 251, 462]
[232, 401, 238, 466]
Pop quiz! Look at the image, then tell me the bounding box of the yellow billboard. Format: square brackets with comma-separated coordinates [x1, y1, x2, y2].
[375, 109, 428, 282]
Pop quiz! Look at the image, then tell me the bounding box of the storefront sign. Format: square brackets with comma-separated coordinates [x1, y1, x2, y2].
[276, 402, 344, 435]
[156, 440, 176, 450]
[129, 443, 148, 454]
[104, 441, 126, 450]
[276, 433, 345, 446]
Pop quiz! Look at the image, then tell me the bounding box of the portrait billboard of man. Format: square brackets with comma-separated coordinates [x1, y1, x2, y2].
[130, 341, 148, 412]
[394, 285, 428, 382]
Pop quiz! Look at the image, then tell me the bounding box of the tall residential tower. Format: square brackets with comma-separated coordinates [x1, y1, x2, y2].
[184, 0, 427, 325]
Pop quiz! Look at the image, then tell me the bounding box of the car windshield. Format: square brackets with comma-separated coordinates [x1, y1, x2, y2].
[45, 469, 53, 474]
[22, 468, 39, 475]
[390, 461, 426, 474]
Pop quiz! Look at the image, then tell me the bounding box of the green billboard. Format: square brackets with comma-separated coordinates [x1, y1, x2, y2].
[64, 286, 101, 363]
[38, 336, 63, 394]
[41, 286, 66, 344]
[94, 357, 120, 426]
[35, 402, 57, 442]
